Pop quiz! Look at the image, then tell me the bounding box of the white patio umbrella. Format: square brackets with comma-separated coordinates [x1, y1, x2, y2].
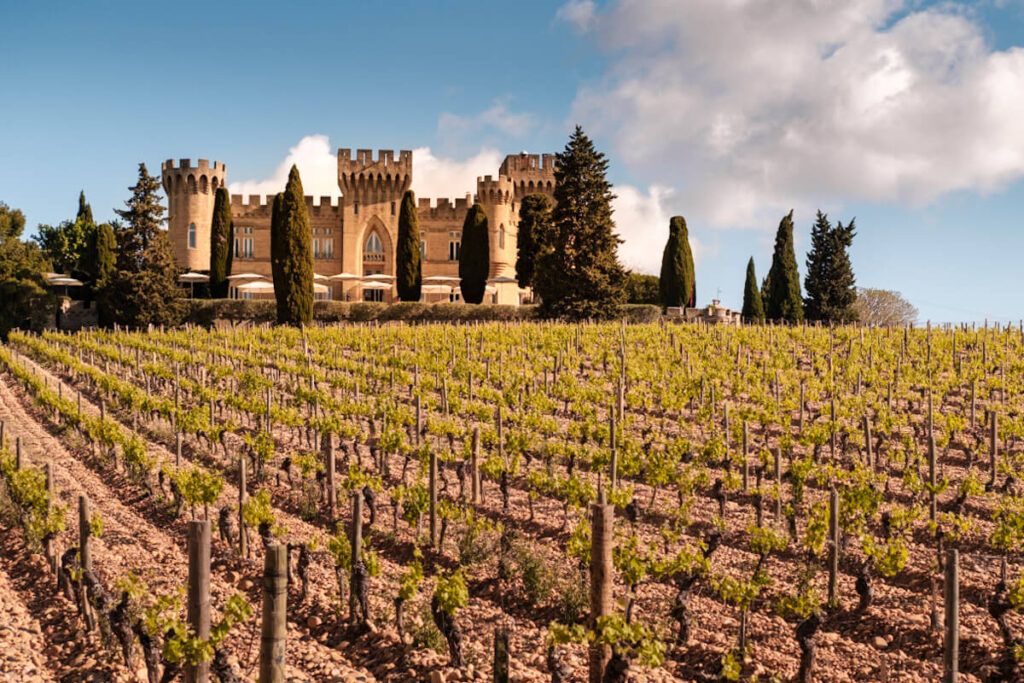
[235, 280, 274, 293]
[313, 282, 329, 293]
[360, 281, 392, 290]
[362, 273, 395, 282]
[420, 284, 453, 295]
[327, 272, 361, 281]
[227, 272, 266, 280]
[423, 275, 460, 283]
[313, 273, 330, 281]
[178, 272, 210, 297]
[487, 275, 518, 284]
[50, 277, 84, 298]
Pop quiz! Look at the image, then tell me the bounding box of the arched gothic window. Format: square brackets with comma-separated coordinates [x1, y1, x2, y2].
[188, 222, 197, 249]
[365, 232, 383, 254]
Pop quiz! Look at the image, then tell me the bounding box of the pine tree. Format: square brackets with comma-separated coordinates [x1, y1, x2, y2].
[209, 187, 234, 298]
[658, 215, 695, 308]
[765, 210, 803, 322]
[94, 223, 116, 289]
[270, 166, 314, 325]
[76, 190, 93, 226]
[104, 164, 183, 327]
[742, 257, 765, 322]
[113, 164, 166, 272]
[804, 212, 857, 322]
[515, 193, 551, 288]
[458, 203, 490, 304]
[396, 189, 422, 302]
[533, 126, 625, 319]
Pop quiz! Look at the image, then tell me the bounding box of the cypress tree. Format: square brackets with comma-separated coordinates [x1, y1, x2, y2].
[515, 193, 551, 288]
[742, 257, 765, 322]
[270, 165, 314, 325]
[658, 215, 695, 308]
[209, 187, 234, 298]
[76, 190, 93, 226]
[533, 126, 625, 319]
[396, 189, 422, 302]
[458, 203, 490, 304]
[765, 210, 803, 322]
[804, 211, 857, 322]
[105, 164, 183, 327]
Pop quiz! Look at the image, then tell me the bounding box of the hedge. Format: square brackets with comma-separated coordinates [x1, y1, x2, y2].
[183, 299, 661, 327]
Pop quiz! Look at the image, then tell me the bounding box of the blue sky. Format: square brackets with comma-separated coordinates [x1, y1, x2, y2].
[2, 0, 1024, 324]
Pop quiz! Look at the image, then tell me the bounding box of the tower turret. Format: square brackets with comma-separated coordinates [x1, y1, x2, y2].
[475, 174, 516, 280]
[161, 158, 226, 271]
[337, 149, 412, 205]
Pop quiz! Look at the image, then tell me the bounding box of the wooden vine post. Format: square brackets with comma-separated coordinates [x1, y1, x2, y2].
[471, 426, 481, 504]
[324, 431, 336, 521]
[989, 411, 998, 488]
[828, 488, 839, 610]
[742, 422, 749, 491]
[349, 489, 363, 622]
[774, 447, 782, 523]
[429, 446, 438, 547]
[45, 463, 56, 578]
[609, 409, 617, 489]
[259, 544, 288, 683]
[589, 493, 614, 683]
[493, 624, 510, 683]
[943, 548, 959, 683]
[863, 415, 873, 471]
[929, 436, 937, 522]
[185, 520, 211, 683]
[415, 395, 422, 446]
[239, 457, 248, 558]
[15, 436, 22, 470]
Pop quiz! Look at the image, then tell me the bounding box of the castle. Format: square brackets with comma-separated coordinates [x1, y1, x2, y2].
[161, 148, 556, 305]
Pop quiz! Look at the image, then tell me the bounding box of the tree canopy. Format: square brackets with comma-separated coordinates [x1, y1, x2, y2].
[458, 203, 490, 304]
[658, 215, 695, 308]
[533, 126, 625, 319]
[803, 211, 857, 322]
[0, 201, 53, 339]
[764, 210, 803, 322]
[741, 257, 765, 322]
[270, 165, 314, 325]
[209, 186, 234, 298]
[852, 288, 917, 327]
[396, 189, 422, 302]
[515, 193, 551, 289]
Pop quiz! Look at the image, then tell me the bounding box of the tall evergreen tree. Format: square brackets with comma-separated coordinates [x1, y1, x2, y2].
[396, 189, 422, 302]
[458, 203, 490, 304]
[765, 210, 803, 322]
[76, 190, 93, 225]
[515, 193, 551, 288]
[0, 202, 53, 339]
[270, 166, 314, 325]
[104, 164, 183, 327]
[742, 257, 765, 322]
[658, 215, 695, 308]
[534, 126, 625, 319]
[804, 211, 857, 322]
[94, 223, 116, 289]
[209, 187, 234, 298]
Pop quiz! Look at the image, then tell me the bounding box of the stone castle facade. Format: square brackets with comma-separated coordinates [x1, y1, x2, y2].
[161, 148, 556, 305]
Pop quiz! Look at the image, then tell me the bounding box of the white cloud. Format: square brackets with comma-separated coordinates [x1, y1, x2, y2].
[227, 134, 340, 200]
[612, 184, 704, 274]
[228, 135, 504, 203]
[556, 0, 596, 33]
[410, 147, 503, 201]
[563, 0, 1024, 228]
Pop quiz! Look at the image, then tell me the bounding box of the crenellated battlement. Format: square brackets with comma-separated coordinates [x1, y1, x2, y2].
[475, 175, 514, 206]
[229, 194, 343, 217]
[417, 194, 473, 221]
[338, 148, 412, 203]
[499, 153, 555, 175]
[162, 158, 227, 173]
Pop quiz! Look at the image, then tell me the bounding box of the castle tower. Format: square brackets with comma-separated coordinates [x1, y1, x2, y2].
[475, 174, 517, 303]
[336, 149, 412, 286]
[161, 159, 226, 272]
[499, 152, 556, 202]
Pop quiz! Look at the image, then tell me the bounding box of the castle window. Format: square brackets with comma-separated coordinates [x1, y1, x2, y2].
[364, 231, 384, 262]
[420, 232, 426, 258]
[188, 223, 197, 249]
[200, 175, 208, 194]
[312, 238, 320, 258]
[241, 237, 253, 259]
[353, 201, 359, 215]
[187, 175, 197, 194]
[391, 201, 396, 216]
[448, 232, 461, 261]
[499, 224, 505, 249]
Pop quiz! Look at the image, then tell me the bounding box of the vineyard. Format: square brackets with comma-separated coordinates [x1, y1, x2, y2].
[2, 320, 1024, 683]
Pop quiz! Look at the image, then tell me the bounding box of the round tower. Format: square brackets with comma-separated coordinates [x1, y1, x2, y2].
[475, 174, 516, 281]
[161, 158, 226, 272]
